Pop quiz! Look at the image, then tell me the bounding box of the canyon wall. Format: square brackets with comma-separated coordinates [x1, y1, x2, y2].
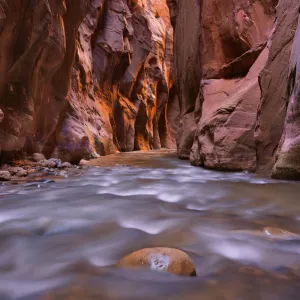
[173, 0, 300, 179]
[0, 0, 178, 164]
[175, 0, 278, 171]
[272, 10, 300, 180]
[255, 0, 300, 175]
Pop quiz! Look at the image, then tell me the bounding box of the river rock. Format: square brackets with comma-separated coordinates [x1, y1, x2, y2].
[0, 171, 11, 181]
[42, 160, 56, 169]
[7, 167, 28, 177]
[117, 247, 196, 277]
[32, 153, 46, 163]
[42, 158, 62, 168]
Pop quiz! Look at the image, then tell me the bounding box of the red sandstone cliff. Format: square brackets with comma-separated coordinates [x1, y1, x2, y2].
[0, 0, 178, 164]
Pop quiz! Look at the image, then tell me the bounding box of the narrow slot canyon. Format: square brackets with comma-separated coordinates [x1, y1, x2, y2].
[1, 0, 300, 180]
[1, 1, 300, 299]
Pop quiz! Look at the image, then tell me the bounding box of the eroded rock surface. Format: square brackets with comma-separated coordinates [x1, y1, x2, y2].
[0, 0, 178, 163]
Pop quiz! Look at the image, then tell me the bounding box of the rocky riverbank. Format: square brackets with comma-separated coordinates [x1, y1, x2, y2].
[0, 153, 78, 182]
[0, 149, 178, 182]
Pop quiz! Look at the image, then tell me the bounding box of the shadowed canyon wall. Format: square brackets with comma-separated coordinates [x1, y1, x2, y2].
[0, 0, 178, 163]
[272, 10, 300, 180]
[172, 0, 300, 179]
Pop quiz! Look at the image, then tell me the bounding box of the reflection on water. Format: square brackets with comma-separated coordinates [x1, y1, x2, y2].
[1, 151, 300, 299]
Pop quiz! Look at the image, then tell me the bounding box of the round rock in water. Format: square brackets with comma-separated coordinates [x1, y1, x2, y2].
[117, 247, 196, 276]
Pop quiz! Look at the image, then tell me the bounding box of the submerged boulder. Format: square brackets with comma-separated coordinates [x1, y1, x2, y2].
[117, 247, 196, 277]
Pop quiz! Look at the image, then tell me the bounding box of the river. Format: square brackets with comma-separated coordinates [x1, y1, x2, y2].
[1, 150, 300, 299]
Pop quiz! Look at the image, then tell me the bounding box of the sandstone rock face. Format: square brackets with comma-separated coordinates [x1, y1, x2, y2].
[0, 0, 177, 163]
[174, 0, 278, 170]
[192, 48, 269, 171]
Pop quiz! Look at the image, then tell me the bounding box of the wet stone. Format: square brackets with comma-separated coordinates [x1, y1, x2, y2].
[117, 247, 196, 277]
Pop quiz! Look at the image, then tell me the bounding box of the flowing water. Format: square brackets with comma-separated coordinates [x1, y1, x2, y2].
[1, 151, 300, 299]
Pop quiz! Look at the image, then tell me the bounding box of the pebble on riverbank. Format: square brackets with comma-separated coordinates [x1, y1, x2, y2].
[117, 247, 197, 277]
